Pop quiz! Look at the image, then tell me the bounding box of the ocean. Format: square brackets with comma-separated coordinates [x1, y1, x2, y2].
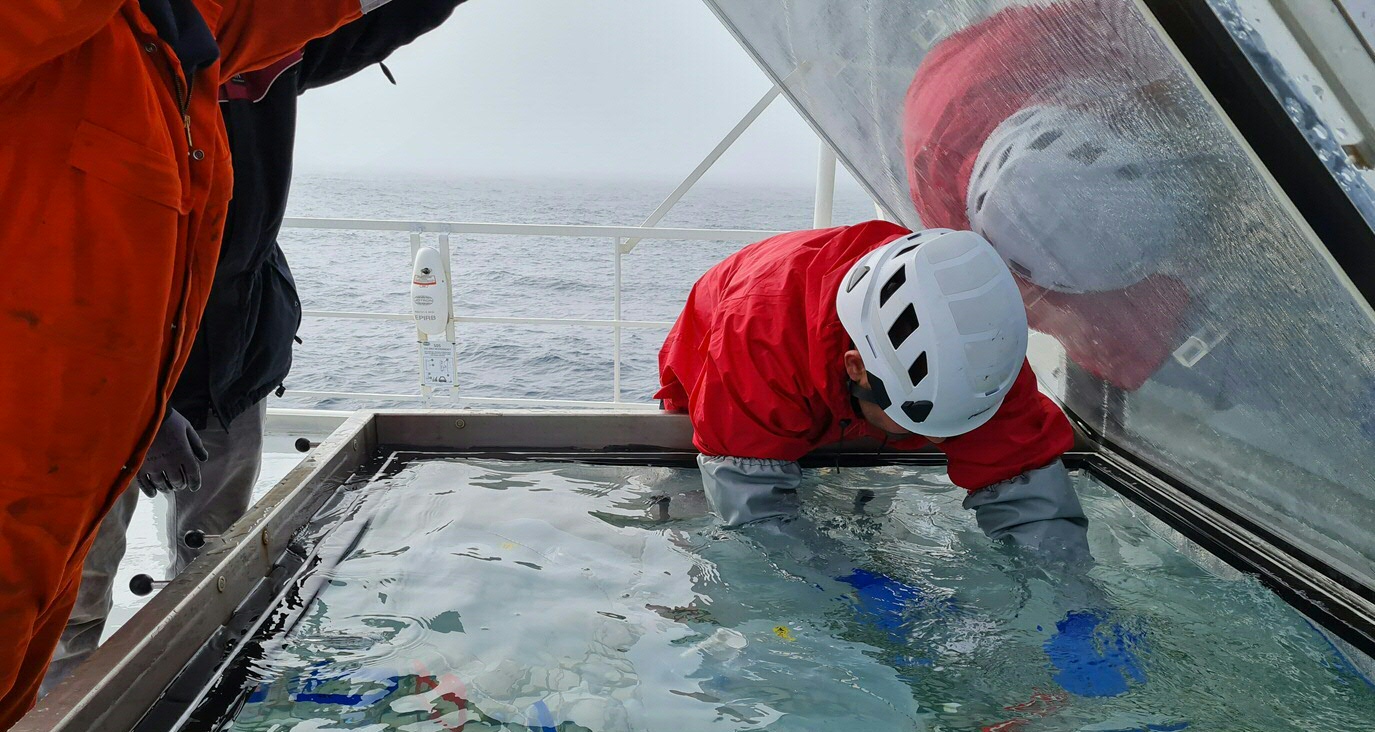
[277, 174, 881, 409]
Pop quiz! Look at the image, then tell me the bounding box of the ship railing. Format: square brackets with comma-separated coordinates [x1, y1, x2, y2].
[268, 78, 882, 433]
[273, 218, 785, 427]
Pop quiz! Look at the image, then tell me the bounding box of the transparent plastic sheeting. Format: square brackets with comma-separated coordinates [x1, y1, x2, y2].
[1224, 0, 1375, 226]
[703, 0, 1375, 585]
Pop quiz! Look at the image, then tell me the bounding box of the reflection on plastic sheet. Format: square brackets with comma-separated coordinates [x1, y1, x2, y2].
[1216, 0, 1375, 223]
[706, 0, 1375, 583]
[1340, 0, 1375, 49]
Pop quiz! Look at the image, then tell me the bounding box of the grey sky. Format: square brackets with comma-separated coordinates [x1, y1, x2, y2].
[294, 0, 858, 189]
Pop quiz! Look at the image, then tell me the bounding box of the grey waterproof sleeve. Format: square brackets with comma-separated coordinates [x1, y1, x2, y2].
[962, 460, 1091, 564]
[698, 455, 803, 527]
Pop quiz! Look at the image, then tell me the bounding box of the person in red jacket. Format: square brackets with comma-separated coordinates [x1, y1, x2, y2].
[657, 222, 1088, 560]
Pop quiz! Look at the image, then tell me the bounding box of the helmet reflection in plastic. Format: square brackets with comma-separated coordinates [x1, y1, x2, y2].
[899, 0, 1218, 392]
[965, 103, 1213, 294]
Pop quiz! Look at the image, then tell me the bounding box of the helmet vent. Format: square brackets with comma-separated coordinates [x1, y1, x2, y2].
[1029, 129, 1063, 150]
[887, 304, 920, 348]
[997, 145, 1013, 170]
[901, 400, 934, 423]
[975, 158, 992, 184]
[907, 351, 928, 387]
[1068, 142, 1106, 165]
[846, 265, 871, 293]
[1115, 164, 1143, 180]
[974, 191, 988, 213]
[878, 266, 907, 306]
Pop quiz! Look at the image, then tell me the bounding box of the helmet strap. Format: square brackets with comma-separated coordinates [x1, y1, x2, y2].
[849, 374, 935, 430]
[847, 371, 891, 410]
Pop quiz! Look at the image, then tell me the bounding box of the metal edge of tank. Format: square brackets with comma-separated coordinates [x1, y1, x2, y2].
[362, 408, 1006, 459]
[15, 410, 736, 731]
[9, 410, 1141, 731]
[16, 410, 381, 732]
[371, 409, 698, 452]
[1085, 447, 1375, 659]
[1062, 344, 1375, 653]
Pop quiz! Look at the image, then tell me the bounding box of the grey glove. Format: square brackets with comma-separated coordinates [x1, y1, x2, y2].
[137, 407, 209, 497]
[963, 460, 1092, 565]
[698, 455, 802, 527]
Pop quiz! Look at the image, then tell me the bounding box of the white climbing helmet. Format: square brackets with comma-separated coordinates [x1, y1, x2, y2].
[836, 229, 1028, 437]
[966, 104, 1197, 293]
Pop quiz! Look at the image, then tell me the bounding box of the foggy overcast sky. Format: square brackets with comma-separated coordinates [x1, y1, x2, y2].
[294, 0, 862, 190]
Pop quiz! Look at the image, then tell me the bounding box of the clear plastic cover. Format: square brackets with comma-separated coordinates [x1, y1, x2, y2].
[1224, 0, 1375, 224]
[705, 0, 1375, 585]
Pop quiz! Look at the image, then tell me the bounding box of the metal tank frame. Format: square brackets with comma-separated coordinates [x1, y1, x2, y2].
[20, 410, 954, 732]
[21, 1, 1375, 728]
[19, 409, 1375, 731]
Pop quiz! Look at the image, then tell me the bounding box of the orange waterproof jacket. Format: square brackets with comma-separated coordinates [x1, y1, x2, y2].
[0, 1, 368, 725]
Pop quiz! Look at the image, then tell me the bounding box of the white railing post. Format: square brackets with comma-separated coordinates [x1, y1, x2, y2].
[410, 232, 428, 405]
[814, 142, 837, 229]
[440, 233, 458, 400]
[613, 237, 624, 402]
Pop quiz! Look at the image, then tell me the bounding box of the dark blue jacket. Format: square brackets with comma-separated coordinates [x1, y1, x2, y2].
[172, 0, 467, 429]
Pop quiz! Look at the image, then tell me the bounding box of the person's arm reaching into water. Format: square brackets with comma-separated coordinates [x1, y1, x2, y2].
[686, 300, 820, 527]
[939, 370, 1146, 697]
[698, 456, 803, 527]
[963, 460, 1090, 563]
[697, 355, 1089, 558]
[939, 363, 1089, 564]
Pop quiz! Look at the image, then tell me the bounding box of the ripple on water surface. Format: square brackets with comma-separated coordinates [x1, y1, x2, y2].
[220, 460, 1375, 731]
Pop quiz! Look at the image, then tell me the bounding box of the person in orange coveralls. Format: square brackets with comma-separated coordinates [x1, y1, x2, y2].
[0, 0, 403, 724]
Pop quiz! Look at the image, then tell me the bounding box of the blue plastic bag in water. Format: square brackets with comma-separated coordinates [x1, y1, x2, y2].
[837, 568, 930, 636]
[526, 698, 558, 731]
[1044, 610, 1147, 697]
